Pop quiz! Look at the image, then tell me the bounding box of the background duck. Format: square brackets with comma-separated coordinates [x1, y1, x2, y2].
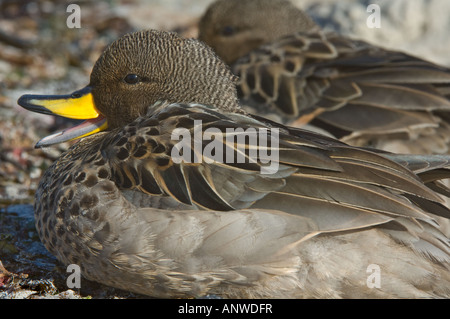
[198, 0, 450, 154]
[17, 30, 450, 298]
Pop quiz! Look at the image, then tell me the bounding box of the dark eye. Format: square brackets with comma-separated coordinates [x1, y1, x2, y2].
[124, 74, 140, 84]
[221, 26, 235, 36]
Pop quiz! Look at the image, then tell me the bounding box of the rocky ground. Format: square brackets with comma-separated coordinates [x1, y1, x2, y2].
[1, 0, 450, 299]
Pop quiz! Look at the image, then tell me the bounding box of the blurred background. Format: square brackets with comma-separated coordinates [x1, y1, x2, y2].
[1, 0, 450, 298]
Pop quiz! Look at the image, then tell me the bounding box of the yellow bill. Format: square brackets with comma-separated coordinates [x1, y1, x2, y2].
[17, 86, 108, 148]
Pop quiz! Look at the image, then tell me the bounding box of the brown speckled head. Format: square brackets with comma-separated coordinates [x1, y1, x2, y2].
[198, 0, 318, 64]
[90, 30, 240, 129]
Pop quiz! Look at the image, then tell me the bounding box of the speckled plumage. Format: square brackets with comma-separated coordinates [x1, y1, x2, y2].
[20, 30, 450, 298]
[198, 0, 450, 154]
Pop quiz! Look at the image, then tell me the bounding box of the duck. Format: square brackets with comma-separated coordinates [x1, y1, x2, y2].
[198, 0, 450, 154]
[17, 29, 450, 298]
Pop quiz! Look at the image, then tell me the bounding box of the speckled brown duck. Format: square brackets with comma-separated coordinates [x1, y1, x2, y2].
[18, 30, 450, 298]
[198, 0, 450, 154]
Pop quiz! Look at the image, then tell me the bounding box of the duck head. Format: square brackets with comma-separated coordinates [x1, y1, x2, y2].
[18, 30, 239, 147]
[198, 0, 318, 64]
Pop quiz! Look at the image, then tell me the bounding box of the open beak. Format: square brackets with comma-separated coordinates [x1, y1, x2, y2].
[17, 86, 108, 148]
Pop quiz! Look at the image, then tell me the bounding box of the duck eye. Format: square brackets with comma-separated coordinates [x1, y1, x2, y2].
[221, 26, 235, 36]
[124, 74, 140, 84]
